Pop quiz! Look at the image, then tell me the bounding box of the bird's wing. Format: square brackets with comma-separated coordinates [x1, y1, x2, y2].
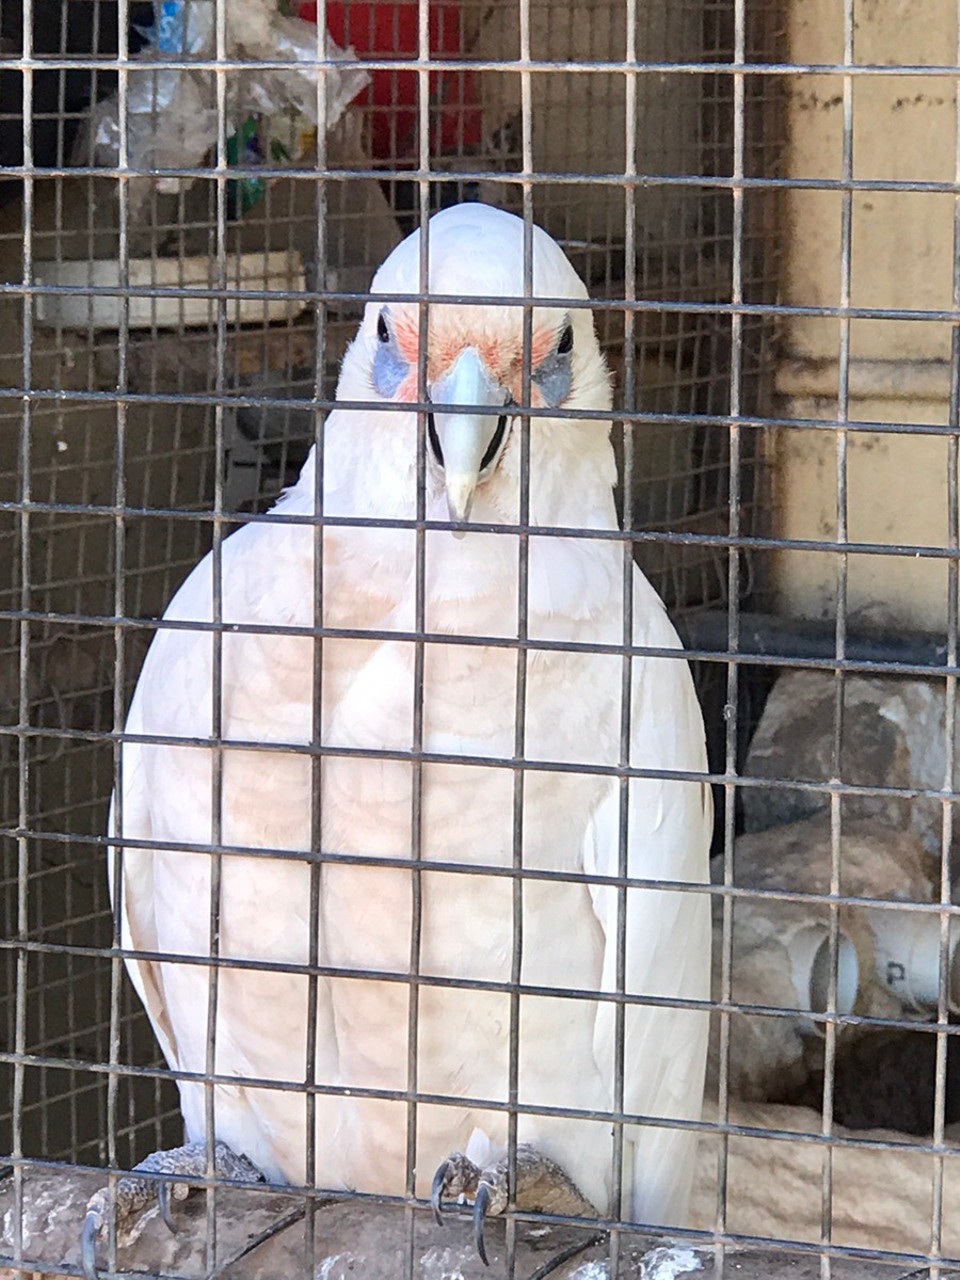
[108, 687, 180, 1072]
[108, 535, 232, 1083]
[583, 569, 713, 1227]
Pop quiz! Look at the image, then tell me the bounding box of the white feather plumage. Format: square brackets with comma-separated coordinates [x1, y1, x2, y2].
[112, 204, 712, 1227]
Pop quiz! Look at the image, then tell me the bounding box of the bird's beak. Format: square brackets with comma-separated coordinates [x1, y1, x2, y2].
[429, 347, 508, 530]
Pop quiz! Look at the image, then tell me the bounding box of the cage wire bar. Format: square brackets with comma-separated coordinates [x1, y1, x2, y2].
[936, 6, 960, 1272]
[820, 1, 853, 1269]
[9, 0, 960, 1278]
[303, 7, 331, 1278]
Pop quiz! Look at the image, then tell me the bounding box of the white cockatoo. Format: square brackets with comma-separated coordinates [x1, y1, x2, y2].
[83, 202, 712, 1275]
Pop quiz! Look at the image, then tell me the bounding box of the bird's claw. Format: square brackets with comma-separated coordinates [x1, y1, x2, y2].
[429, 1151, 483, 1230]
[432, 1143, 598, 1265]
[430, 1159, 452, 1226]
[79, 1141, 264, 1280]
[80, 1178, 173, 1280]
[429, 1154, 494, 1264]
[473, 1181, 492, 1267]
[433, 1153, 482, 1212]
[80, 1205, 102, 1280]
[430, 1151, 498, 1266]
[156, 1178, 176, 1234]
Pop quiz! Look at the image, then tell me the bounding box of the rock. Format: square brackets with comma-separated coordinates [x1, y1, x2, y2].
[0, 1162, 902, 1279]
[709, 816, 934, 1102]
[0, 1165, 652, 1280]
[691, 1094, 960, 1264]
[742, 671, 951, 857]
[729, 812, 935, 902]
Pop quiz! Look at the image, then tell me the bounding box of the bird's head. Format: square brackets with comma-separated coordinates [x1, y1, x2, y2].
[333, 203, 614, 533]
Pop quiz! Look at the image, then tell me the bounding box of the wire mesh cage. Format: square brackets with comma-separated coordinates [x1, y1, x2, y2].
[3, 0, 960, 1277]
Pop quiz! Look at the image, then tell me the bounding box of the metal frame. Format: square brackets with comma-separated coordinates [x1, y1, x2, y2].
[4, 0, 960, 1277]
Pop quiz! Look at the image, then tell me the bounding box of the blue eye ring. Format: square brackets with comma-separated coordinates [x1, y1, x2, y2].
[377, 312, 389, 343]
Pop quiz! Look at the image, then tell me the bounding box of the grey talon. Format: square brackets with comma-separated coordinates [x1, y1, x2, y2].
[157, 1179, 176, 1233]
[78, 1141, 265, 1280]
[80, 1209, 101, 1280]
[473, 1181, 491, 1266]
[430, 1160, 450, 1226]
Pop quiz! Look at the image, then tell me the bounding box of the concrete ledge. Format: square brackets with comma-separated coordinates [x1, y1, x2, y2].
[0, 1165, 907, 1279]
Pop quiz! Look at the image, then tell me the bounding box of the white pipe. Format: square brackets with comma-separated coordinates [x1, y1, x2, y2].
[865, 908, 960, 1012]
[787, 925, 860, 1030]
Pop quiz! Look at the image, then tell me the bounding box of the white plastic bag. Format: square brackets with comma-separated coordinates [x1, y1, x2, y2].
[76, 0, 367, 211]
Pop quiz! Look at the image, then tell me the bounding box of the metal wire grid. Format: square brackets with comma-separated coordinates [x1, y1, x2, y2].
[0, 0, 783, 1269]
[6, 0, 960, 1277]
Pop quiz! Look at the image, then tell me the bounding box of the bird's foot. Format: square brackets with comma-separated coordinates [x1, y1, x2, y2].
[81, 1140, 264, 1280]
[431, 1143, 598, 1265]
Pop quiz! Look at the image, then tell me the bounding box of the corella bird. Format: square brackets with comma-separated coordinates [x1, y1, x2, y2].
[82, 203, 712, 1276]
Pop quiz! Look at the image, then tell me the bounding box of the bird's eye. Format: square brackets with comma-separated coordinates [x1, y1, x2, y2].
[557, 323, 574, 355]
[377, 312, 390, 344]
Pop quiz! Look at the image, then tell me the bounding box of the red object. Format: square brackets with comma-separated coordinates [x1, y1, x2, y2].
[298, 0, 482, 161]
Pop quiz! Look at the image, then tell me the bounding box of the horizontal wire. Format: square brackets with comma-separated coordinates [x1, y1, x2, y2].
[3, 721, 958, 805]
[2, 395, 958, 447]
[0, 387, 958, 446]
[5, 54, 960, 77]
[5, 162, 960, 197]
[0, 621, 942, 675]
[0, 604, 958, 680]
[6, 276, 960, 323]
[1, 505, 960, 569]
[3, 1052, 956, 1161]
[5, 709, 960, 809]
[3, 933, 958, 1040]
[5, 827, 960, 921]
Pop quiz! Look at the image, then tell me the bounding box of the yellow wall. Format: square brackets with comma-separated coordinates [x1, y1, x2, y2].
[774, 0, 958, 628]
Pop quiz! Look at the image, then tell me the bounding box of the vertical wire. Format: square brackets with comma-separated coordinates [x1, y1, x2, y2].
[505, 8, 534, 1275]
[609, 0, 638, 1270]
[928, 9, 960, 1272]
[715, 3, 746, 1273]
[403, 5, 431, 1271]
[12, 0, 34, 1263]
[306, 1, 332, 1274]
[106, 0, 131, 1269]
[51, 0, 67, 308]
[822, 8, 856, 1279]
[204, 0, 230, 1267]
